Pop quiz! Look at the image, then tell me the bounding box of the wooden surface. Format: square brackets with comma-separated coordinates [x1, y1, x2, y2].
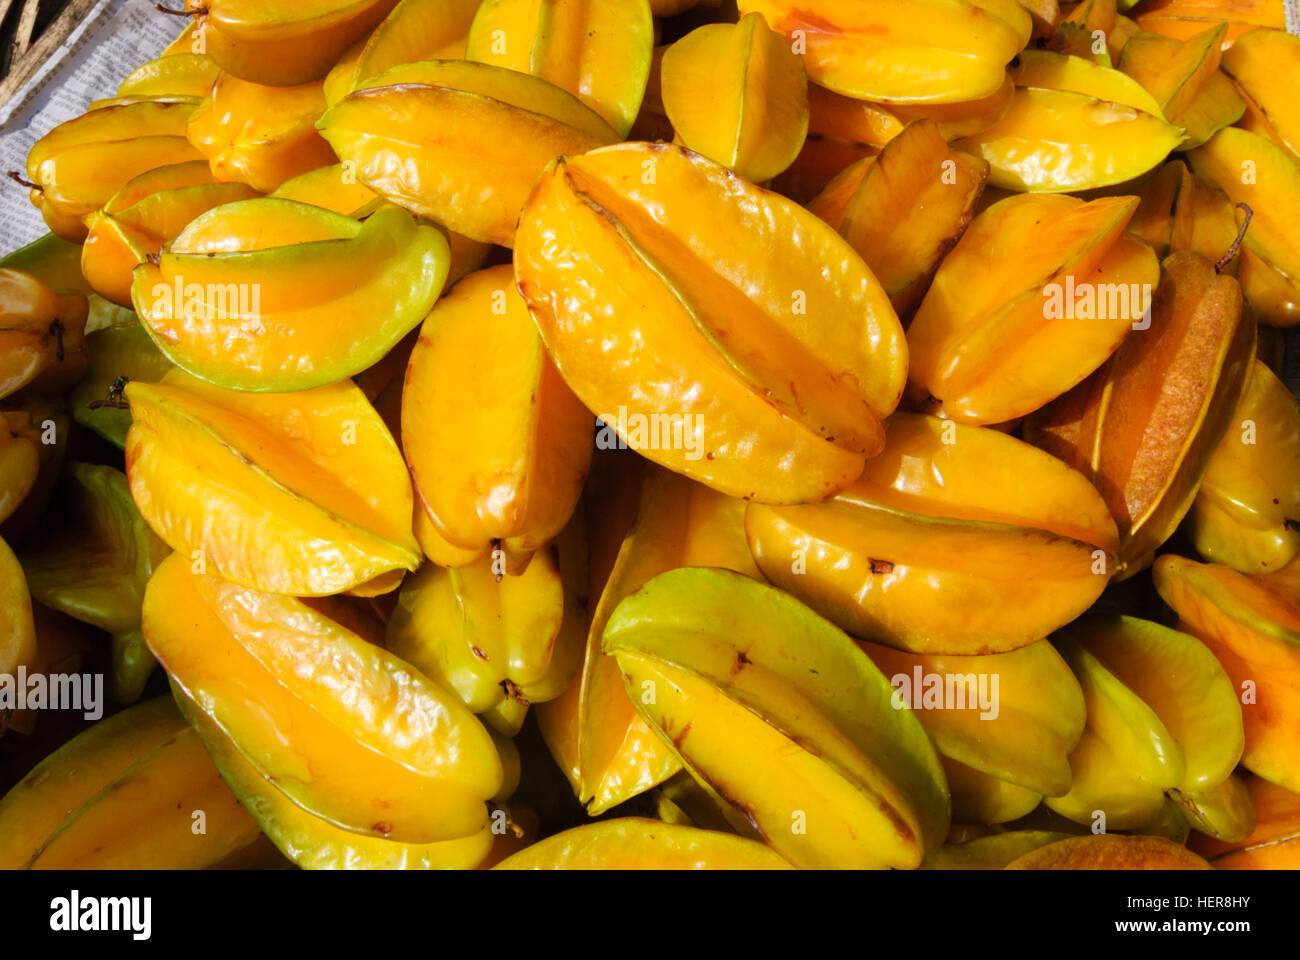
[0, 0, 98, 110]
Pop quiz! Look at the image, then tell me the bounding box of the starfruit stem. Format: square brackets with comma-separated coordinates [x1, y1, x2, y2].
[88, 375, 131, 411]
[501, 678, 528, 706]
[1216, 203, 1253, 274]
[154, 3, 201, 16]
[6, 171, 36, 189]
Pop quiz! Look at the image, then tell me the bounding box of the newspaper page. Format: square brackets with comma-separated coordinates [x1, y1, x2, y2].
[0, 0, 176, 249]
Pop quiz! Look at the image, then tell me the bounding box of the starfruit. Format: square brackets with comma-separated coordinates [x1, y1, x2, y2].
[807, 120, 988, 318]
[131, 198, 448, 391]
[318, 59, 618, 245]
[1046, 617, 1244, 832]
[954, 86, 1182, 191]
[1187, 127, 1300, 326]
[541, 464, 761, 815]
[323, 0, 482, 105]
[660, 12, 808, 183]
[747, 413, 1119, 654]
[0, 697, 265, 869]
[186, 73, 337, 192]
[124, 370, 421, 596]
[2, 605, 93, 738]
[401, 265, 592, 568]
[182, 0, 402, 87]
[68, 315, 174, 450]
[0, 268, 89, 401]
[174, 682, 496, 869]
[515, 141, 908, 504]
[20, 463, 170, 703]
[494, 818, 792, 869]
[1191, 775, 1300, 868]
[24, 98, 203, 241]
[81, 161, 260, 307]
[1004, 833, 1211, 868]
[464, 0, 654, 137]
[1117, 24, 1244, 149]
[1190, 360, 1300, 573]
[605, 567, 951, 869]
[143, 553, 502, 844]
[1154, 554, 1300, 795]
[386, 545, 583, 735]
[907, 193, 1156, 424]
[860, 639, 1086, 822]
[736, 0, 1031, 104]
[1025, 250, 1255, 575]
[1220, 28, 1300, 161]
[874, 75, 1018, 141]
[0, 535, 36, 679]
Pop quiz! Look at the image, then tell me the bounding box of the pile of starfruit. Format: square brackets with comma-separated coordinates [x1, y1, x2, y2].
[3, 0, 1300, 872]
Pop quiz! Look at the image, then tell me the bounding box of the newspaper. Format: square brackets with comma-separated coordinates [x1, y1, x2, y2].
[0, 0, 176, 250]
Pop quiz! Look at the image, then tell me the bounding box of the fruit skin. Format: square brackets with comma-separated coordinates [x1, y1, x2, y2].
[1191, 775, 1300, 868]
[124, 370, 421, 597]
[736, 0, 1031, 105]
[25, 99, 204, 241]
[317, 60, 619, 246]
[0, 696, 266, 870]
[660, 12, 809, 183]
[605, 567, 951, 869]
[1190, 360, 1300, 573]
[20, 463, 171, 704]
[1005, 833, 1212, 868]
[117, 54, 220, 99]
[954, 86, 1183, 191]
[0, 268, 89, 403]
[184, 0, 403, 87]
[906, 192, 1155, 424]
[808, 119, 988, 318]
[1047, 616, 1244, 830]
[142, 552, 503, 845]
[746, 413, 1119, 655]
[514, 141, 907, 505]
[1187, 128, 1300, 314]
[924, 830, 1074, 869]
[401, 265, 592, 566]
[465, 0, 654, 137]
[1025, 250, 1255, 577]
[187, 73, 337, 193]
[131, 199, 449, 392]
[175, 683, 496, 870]
[1154, 554, 1300, 795]
[494, 818, 792, 869]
